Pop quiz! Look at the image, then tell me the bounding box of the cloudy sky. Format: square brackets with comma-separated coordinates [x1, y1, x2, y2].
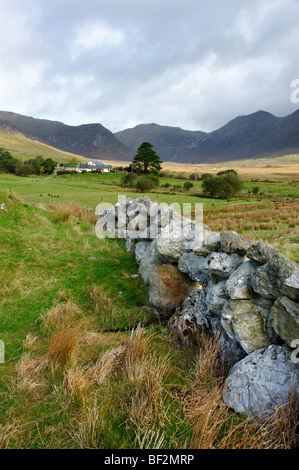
[0, 0, 299, 133]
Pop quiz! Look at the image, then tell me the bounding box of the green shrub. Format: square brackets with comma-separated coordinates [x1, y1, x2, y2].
[201, 173, 214, 181]
[136, 177, 155, 192]
[202, 174, 243, 198]
[184, 181, 194, 191]
[121, 173, 138, 187]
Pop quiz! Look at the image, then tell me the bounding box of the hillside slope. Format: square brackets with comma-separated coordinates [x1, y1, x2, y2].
[0, 129, 90, 163]
[0, 111, 132, 162]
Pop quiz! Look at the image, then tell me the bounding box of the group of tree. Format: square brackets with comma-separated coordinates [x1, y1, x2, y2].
[128, 143, 242, 198]
[202, 169, 243, 198]
[0, 149, 57, 176]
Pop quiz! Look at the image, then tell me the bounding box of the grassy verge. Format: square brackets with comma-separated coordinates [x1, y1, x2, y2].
[0, 180, 298, 449]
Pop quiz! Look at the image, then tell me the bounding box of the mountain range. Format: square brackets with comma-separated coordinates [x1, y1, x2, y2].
[1, 109, 299, 164]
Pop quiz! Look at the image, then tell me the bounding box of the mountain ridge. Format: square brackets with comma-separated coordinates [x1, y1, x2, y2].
[0, 111, 133, 162]
[115, 109, 299, 163]
[1, 109, 299, 164]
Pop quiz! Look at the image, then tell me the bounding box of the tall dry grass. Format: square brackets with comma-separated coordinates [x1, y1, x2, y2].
[52, 202, 98, 224]
[40, 300, 81, 331]
[47, 327, 80, 365]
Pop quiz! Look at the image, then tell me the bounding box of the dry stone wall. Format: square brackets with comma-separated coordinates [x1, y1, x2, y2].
[97, 196, 299, 419]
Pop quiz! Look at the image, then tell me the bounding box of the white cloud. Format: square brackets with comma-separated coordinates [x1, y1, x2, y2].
[72, 22, 124, 57]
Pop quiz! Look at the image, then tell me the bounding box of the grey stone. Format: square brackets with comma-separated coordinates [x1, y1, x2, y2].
[148, 264, 201, 310]
[247, 242, 280, 265]
[138, 240, 169, 284]
[284, 271, 299, 299]
[171, 289, 209, 344]
[209, 317, 247, 364]
[135, 241, 152, 264]
[223, 345, 299, 419]
[220, 231, 252, 255]
[271, 297, 299, 347]
[226, 260, 256, 300]
[178, 252, 212, 287]
[193, 232, 221, 256]
[251, 253, 299, 300]
[125, 238, 136, 254]
[206, 281, 229, 316]
[204, 252, 245, 278]
[221, 300, 272, 354]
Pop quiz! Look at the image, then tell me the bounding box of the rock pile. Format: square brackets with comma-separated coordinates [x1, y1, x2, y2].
[96, 197, 299, 419]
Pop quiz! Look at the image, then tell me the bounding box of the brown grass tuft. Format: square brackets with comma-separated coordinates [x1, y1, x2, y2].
[41, 300, 80, 331]
[47, 327, 80, 365]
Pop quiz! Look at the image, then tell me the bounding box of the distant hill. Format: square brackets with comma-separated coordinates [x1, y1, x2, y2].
[1, 109, 299, 164]
[115, 110, 299, 163]
[0, 111, 132, 162]
[115, 123, 207, 162]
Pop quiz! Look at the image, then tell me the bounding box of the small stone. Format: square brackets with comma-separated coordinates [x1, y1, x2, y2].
[206, 281, 229, 316]
[171, 290, 209, 345]
[204, 252, 245, 278]
[220, 231, 252, 255]
[247, 242, 280, 265]
[135, 241, 151, 264]
[251, 253, 299, 300]
[193, 232, 221, 256]
[226, 260, 256, 300]
[178, 252, 212, 287]
[271, 297, 299, 347]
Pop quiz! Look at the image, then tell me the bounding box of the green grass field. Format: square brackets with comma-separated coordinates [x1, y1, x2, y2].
[0, 172, 298, 449]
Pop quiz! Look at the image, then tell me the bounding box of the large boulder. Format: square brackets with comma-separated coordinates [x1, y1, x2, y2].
[226, 260, 256, 300]
[250, 253, 299, 300]
[221, 300, 272, 354]
[223, 345, 299, 419]
[204, 252, 245, 279]
[271, 297, 299, 347]
[148, 264, 201, 310]
[178, 252, 212, 287]
[220, 231, 252, 255]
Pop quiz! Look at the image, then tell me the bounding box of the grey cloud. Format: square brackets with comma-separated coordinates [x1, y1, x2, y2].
[0, 0, 298, 132]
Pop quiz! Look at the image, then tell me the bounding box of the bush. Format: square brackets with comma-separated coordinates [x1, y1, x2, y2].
[136, 177, 155, 192]
[184, 181, 194, 191]
[201, 173, 214, 181]
[217, 169, 238, 177]
[202, 174, 243, 198]
[121, 173, 138, 187]
[148, 174, 160, 187]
